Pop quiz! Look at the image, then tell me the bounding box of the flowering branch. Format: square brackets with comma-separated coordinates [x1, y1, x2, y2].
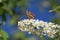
[18, 19, 60, 38]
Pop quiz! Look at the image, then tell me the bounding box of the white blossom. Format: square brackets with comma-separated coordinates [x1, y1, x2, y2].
[28, 32, 31, 34]
[18, 19, 60, 38]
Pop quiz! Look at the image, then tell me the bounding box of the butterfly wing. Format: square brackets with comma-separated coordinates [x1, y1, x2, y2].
[26, 11, 35, 19]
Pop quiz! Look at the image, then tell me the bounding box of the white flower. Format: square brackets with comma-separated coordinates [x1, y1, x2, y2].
[39, 20, 45, 27]
[28, 32, 31, 34]
[32, 22, 40, 27]
[50, 35, 54, 38]
[18, 19, 60, 38]
[57, 25, 60, 28]
[47, 30, 51, 33]
[49, 22, 54, 26]
[48, 35, 54, 38]
[36, 26, 40, 29]
[44, 22, 49, 27]
[43, 27, 51, 33]
[23, 19, 30, 25]
[18, 28, 25, 31]
[32, 20, 40, 27]
[29, 19, 35, 23]
[43, 33, 47, 36]
[51, 25, 56, 28]
[18, 22, 25, 27]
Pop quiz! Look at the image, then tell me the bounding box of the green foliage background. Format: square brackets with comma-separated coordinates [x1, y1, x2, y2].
[0, 0, 29, 40]
[0, 0, 28, 24]
[49, 0, 60, 40]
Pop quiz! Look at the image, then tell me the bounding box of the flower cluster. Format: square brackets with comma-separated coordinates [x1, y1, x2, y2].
[18, 19, 60, 38]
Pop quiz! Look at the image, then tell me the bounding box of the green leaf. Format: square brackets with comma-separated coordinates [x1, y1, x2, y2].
[49, 6, 60, 12]
[0, 30, 9, 40]
[2, 4, 14, 16]
[2, 13, 6, 22]
[12, 31, 28, 40]
[9, 15, 18, 25]
[50, 0, 59, 9]
[0, 0, 28, 24]
[0, 8, 4, 15]
[51, 18, 60, 24]
[0, 0, 2, 3]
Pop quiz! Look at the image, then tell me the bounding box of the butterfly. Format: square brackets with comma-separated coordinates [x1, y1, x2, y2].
[26, 11, 35, 19]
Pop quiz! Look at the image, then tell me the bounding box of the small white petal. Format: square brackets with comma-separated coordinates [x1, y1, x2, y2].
[28, 32, 31, 34]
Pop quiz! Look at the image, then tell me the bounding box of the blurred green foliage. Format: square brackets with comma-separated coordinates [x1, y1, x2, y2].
[49, 6, 60, 24]
[49, 0, 60, 24]
[12, 31, 29, 40]
[49, 0, 60, 40]
[50, 0, 60, 8]
[0, 30, 9, 40]
[0, 0, 28, 40]
[0, 0, 28, 25]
